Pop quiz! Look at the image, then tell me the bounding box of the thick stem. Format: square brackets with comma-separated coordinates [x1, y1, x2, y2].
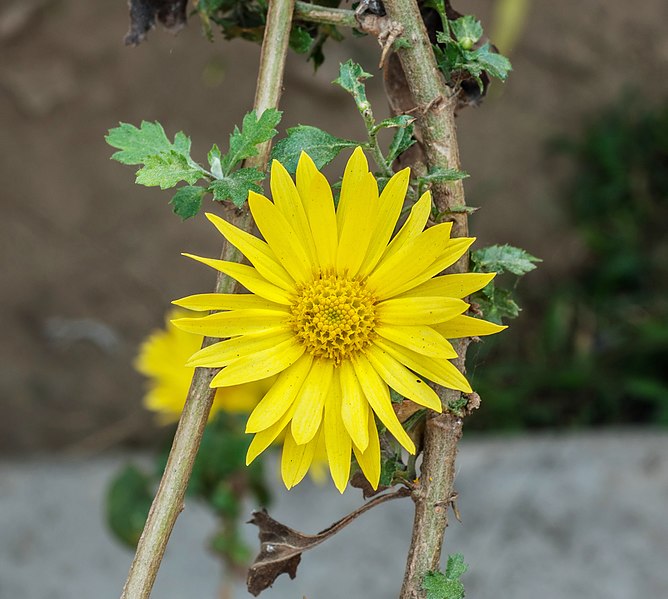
[119, 2, 295, 597]
[380, 1, 470, 598]
[294, 1, 358, 27]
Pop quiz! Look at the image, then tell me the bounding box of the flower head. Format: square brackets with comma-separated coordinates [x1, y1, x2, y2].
[173, 148, 505, 492]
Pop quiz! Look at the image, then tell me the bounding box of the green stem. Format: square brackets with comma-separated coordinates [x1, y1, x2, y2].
[294, 1, 358, 27]
[118, 2, 295, 597]
[380, 1, 470, 598]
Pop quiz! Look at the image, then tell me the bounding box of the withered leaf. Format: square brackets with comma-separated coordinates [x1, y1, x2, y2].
[247, 487, 411, 595]
[124, 0, 187, 46]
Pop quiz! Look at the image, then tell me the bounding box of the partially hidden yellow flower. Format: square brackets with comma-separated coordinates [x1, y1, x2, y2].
[173, 148, 505, 492]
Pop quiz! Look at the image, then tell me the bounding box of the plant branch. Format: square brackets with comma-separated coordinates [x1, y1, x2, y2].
[380, 1, 470, 598]
[294, 1, 358, 27]
[119, 2, 295, 597]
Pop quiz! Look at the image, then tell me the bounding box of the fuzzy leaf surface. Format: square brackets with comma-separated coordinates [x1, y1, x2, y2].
[209, 168, 264, 207]
[170, 185, 206, 220]
[333, 60, 373, 114]
[221, 108, 282, 173]
[423, 553, 468, 599]
[472, 244, 541, 276]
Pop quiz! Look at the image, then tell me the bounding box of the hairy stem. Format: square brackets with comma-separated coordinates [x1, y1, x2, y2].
[381, 1, 469, 598]
[119, 2, 295, 597]
[294, 1, 358, 27]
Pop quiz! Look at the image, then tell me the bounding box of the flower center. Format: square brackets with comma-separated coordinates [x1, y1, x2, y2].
[289, 272, 377, 364]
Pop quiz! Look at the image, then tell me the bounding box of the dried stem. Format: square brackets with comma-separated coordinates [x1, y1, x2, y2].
[119, 1, 295, 597]
[380, 1, 470, 598]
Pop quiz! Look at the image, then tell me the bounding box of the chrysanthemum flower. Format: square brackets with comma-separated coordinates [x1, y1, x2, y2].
[173, 148, 505, 492]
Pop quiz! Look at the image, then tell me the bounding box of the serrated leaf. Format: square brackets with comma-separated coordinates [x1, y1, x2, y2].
[106, 121, 180, 165]
[209, 167, 264, 207]
[471, 244, 541, 275]
[387, 123, 416, 163]
[450, 15, 483, 49]
[290, 25, 313, 54]
[221, 108, 282, 174]
[105, 464, 153, 548]
[472, 43, 512, 80]
[423, 553, 468, 599]
[333, 60, 373, 114]
[371, 114, 415, 134]
[135, 151, 207, 189]
[271, 125, 358, 173]
[472, 283, 520, 324]
[170, 185, 206, 220]
[419, 167, 469, 184]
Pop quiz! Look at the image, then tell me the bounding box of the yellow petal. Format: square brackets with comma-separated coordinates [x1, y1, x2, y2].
[351, 354, 416, 454]
[382, 191, 432, 262]
[303, 169, 338, 269]
[172, 309, 289, 338]
[270, 159, 318, 262]
[186, 330, 294, 368]
[375, 324, 457, 358]
[248, 192, 313, 283]
[433, 315, 507, 338]
[245, 353, 313, 433]
[398, 272, 496, 299]
[211, 338, 304, 387]
[377, 296, 469, 325]
[281, 428, 320, 489]
[339, 361, 369, 451]
[295, 150, 318, 199]
[367, 222, 454, 299]
[291, 358, 334, 445]
[374, 338, 472, 393]
[173, 293, 286, 312]
[205, 212, 293, 290]
[246, 401, 297, 465]
[366, 345, 442, 412]
[359, 168, 410, 275]
[336, 171, 378, 277]
[336, 147, 369, 232]
[324, 374, 352, 493]
[182, 254, 293, 305]
[214, 375, 276, 413]
[352, 410, 381, 490]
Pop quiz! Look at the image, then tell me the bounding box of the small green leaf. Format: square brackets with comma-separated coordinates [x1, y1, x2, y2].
[208, 143, 224, 179]
[333, 60, 373, 115]
[170, 185, 206, 220]
[423, 553, 468, 599]
[135, 151, 207, 189]
[106, 464, 153, 548]
[379, 454, 406, 487]
[472, 43, 512, 81]
[450, 15, 483, 49]
[221, 108, 282, 174]
[472, 283, 520, 324]
[387, 123, 416, 163]
[471, 244, 541, 276]
[290, 25, 313, 54]
[209, 167, 264, 207]
[371, 115, 415, 134]
[271, 125, 358, 173]
[419, 167, 469, 184]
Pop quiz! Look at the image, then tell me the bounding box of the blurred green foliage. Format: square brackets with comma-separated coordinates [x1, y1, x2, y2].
[468, 100, 668, 430]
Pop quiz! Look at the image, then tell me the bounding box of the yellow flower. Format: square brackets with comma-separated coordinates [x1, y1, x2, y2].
[135, 310, 274, 423]
[173, 148, 505, 492]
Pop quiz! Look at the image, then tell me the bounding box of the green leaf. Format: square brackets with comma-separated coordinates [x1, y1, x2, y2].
[419, 167, 469, 184]
[221, 108, 282, 174]
[208, 143, 224, 179]
[371, 115, 415, 134]
[135, 151, 207, 189]
[379, 454, 406, 487]
[290, 25, 313, 54]
[106, 121, 185, 165]
[471, 244, 541, 276]
[472, 43, 512, 81]
[450, 15, 483, 50]
[387, 123, 416, 163]
[423, 554, 468, 599]
[271, 125, 358, 173]
[333, 60, 373, 115]
[209, 167, 264, 207]
[106, 464, 153, 548]
[170, 185, 206, 220]
[473, 283, 521, 324]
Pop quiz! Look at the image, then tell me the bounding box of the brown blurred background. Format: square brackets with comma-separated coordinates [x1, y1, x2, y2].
[2, 0, 668, 453]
